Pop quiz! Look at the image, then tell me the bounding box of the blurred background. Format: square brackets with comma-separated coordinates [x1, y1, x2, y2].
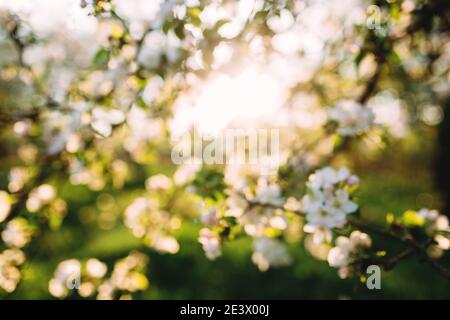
[1, 0, 450, 299]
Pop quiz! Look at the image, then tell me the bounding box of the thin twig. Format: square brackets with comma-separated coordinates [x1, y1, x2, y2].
[244, 197, 450, 281]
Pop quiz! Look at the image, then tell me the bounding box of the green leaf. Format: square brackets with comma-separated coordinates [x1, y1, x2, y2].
[332, 134, 347, 151]
[174, 21, 185, 40]
[190, 16, 202, 27]
[223, 216, 238, 227]
[162, 20, 172, 34]
[213, 19, 230, 31]
[93, 48, 111, 68]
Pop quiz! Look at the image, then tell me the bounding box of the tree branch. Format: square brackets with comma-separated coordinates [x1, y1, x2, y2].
[244, 197, 450, 281]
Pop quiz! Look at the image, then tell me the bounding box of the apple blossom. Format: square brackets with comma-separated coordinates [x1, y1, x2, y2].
[328, 100, 375, 136]
[91, 107, 125, 137]
[0, 0, 449, 300]
[124, 197, 180, 254]
[198, 228, 222, 260]
[0, 249, 26, 293]
[302, 167, 359, 230]
[252, 237, 292, 272]
[327, 231, 372, 278]
[1, 218, 32, 248]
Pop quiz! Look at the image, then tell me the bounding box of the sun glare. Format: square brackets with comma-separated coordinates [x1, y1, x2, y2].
[174, 64, 286, 138]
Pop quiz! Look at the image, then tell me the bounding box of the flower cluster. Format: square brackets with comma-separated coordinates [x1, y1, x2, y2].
[145, 174, 172, 192]
[0, 249, 25, 293]
[0, 0, 449, 298]
[198, 228, 222, 260]
[43, 110, 83, 155]
[8, 167, 30, 193]
[97, 252, 149, 300]
[24, 184, 67, 226]
[125, 105, 165, 156]
[417, 209, 450, 255]
[327, 231, 372, 278]
[328, 100, 375, 136]
[228, 179, 288, 237]
[91, 107, 125, 137]
[196, 177, 293, 270]
[25, 184, 56, 212]
[238, 206, 289, 237]
[302, 167, 359, 231]
[69, 159, 108, 190]
[1, 218, 32, 248]
[49, 258, 107, 298]
[49, 252, 149, 300]
[252, 237, 292, 272]
[124, 197, 180, 254]
[253, 179, 285, 207]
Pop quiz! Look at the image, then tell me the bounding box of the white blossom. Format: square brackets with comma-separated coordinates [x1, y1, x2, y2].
[327, 231, 372, 278]
[327, 237, 352, 268]
[0, 249, 26, 293]
[284, 196, 302, 212]
[43, 109, 83, 155]
[91, 107, 125, 137]
[302, 167, 358, 230]
[251, 237, 292, 271]
[26, 184, 56, 213]
[141, 76, 164, 105]
[304, 225, 333, 244]
[97, 252, 148, 300]
[48, 259, 82, 298]
[417, 208, 440, 224]
[225, 179, 288, 236]
[86, 259, 108, 279]
[198, 228, 222, 260]
[8, 167, 30, 193]
[417, 208, 450, 251]
[1, 218, 32, 248]
[124, 197, 180, 254]
[434, 235, 450, 251]
[253, 178, 284, 206]
[126, 105, 165, 144]
[225, 193, 249, 218]
[349, 230, 372, 248]
[145, 174, 172, 191]
[239, 207, 288, 237]
[328, 100, 374, 136]
[137, 31, 180, 69]
[173, 163, 201, 185]
[49, 258, 110, 299]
